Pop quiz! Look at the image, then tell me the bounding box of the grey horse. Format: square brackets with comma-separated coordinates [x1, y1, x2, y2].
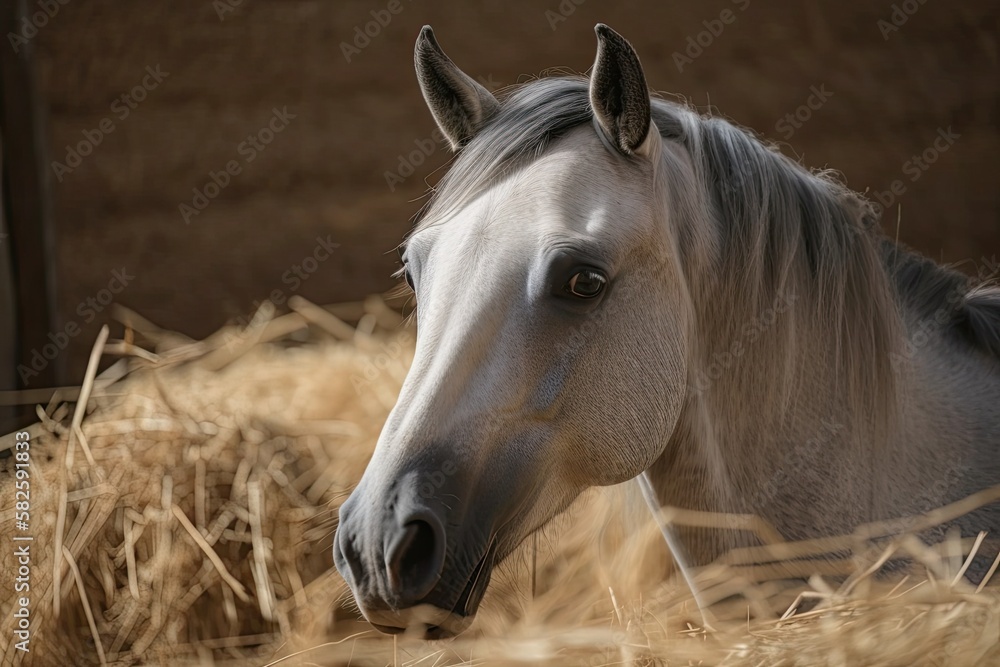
[334, 24, 1000, 637]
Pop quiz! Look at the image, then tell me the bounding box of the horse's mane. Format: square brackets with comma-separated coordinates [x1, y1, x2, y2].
[881, 240, 1000, 358]
[413, 76, 1000, 446]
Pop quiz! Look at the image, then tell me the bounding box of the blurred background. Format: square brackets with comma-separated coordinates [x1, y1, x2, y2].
[1, 0, 997, 429]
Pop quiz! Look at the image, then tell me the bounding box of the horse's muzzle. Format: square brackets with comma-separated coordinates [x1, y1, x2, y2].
[333, 470, 496, 639]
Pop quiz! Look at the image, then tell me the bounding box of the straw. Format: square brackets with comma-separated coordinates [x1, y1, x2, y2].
[1, 297, 997, 666]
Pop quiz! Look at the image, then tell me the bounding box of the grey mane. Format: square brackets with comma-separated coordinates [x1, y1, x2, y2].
[881, 240, 1000, 358]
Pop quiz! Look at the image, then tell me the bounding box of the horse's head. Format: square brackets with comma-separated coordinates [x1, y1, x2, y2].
[335, 24, 696, 637]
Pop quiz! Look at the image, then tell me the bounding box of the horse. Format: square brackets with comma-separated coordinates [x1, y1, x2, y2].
[334, 23, 1000, 638]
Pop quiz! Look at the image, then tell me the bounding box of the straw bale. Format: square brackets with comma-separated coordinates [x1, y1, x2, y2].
[0, 297, 997, 666]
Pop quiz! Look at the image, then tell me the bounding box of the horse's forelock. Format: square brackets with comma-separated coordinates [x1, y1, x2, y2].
[412, 77, 593, 235]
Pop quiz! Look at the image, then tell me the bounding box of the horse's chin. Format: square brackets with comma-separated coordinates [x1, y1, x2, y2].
[363, 604, 475, 639]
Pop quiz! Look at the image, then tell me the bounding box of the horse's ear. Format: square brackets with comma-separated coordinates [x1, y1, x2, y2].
[589, 24, 655, 157]
[414, 26, 500, 152]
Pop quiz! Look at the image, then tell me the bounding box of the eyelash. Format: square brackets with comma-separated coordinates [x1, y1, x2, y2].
[393, 265, 414, 291]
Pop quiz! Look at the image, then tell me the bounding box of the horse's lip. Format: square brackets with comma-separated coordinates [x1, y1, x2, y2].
[370, 622, 405, 635]
[364, 604, 474, 638]
[361, 544, 496, 639]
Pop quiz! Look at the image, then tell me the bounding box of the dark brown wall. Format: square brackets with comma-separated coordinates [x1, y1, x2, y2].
[26, 0, 1000, 379]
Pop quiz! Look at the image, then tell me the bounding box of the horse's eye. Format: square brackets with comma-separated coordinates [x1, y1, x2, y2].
[565, 270, 607, 299]
[403, 269, 415, 290]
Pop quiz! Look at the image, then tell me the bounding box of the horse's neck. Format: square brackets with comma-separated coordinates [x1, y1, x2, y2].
[651, 246, 1000, 563]
[660, 342, 874, 502]
[649, 251, 895, 560]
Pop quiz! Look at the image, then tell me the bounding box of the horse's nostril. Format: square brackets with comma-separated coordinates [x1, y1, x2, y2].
[399, 521, 435, 576]
[333, 524, 363, 585]
[387, 517, 445, 604]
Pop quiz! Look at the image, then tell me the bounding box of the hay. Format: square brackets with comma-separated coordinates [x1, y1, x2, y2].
[0, 295, 998, 666]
